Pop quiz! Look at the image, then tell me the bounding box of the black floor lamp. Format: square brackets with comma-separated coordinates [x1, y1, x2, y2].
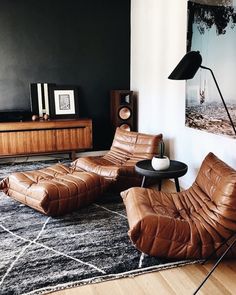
[168, 51, 236, 294]
[168, 50, 236, 136]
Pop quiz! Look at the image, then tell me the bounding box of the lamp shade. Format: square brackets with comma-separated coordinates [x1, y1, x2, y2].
[168, 51, 202, 80]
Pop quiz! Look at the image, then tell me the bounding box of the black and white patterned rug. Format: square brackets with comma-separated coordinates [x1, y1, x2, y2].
[0, 160, 200, 295]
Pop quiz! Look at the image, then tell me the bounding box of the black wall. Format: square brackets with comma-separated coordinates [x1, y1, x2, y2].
[0, 0, 131, 149]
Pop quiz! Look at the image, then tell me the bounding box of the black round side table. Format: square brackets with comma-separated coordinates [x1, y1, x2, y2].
[135, 159, 188, 192]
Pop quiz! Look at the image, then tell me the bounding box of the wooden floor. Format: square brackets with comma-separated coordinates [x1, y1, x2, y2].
[50, 261, 236, 295]
[49, 181, 236, 295]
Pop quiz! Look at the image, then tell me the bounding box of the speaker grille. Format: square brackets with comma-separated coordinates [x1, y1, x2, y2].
[120, 124, 131, 131]
[118, 107, 132, 120]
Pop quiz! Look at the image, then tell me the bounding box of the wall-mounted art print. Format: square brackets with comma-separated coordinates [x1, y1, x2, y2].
[49, 86, 79, 119]
[186, 0, 236, 138]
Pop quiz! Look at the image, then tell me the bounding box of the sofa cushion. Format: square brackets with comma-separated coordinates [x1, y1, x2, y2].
[72, 127, 162, 191]
[0, 164, 106, 216]
[121, 187, 199, 259]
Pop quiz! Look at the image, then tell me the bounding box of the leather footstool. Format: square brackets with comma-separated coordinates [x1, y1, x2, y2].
[0, 164, 106, 216]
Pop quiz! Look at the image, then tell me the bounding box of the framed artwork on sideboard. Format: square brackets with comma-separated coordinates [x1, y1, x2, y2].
[49, 85, 79, 119]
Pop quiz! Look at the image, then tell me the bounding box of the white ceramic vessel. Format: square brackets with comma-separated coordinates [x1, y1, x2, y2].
[151, 156, 170, 170]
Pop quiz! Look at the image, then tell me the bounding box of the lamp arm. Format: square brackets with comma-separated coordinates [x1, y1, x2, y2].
[200, 65, 236, 136]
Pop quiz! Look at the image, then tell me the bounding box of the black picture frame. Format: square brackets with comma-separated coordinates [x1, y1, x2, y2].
[49, 85, 79, 119]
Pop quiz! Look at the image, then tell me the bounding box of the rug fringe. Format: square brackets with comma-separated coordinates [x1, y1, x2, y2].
[22, 259, 203, 295]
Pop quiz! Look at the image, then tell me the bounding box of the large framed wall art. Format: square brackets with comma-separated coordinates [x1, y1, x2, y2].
[186, 0, 236, 138]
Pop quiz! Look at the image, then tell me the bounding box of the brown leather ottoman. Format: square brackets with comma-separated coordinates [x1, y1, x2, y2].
[0, 163, 106, 216]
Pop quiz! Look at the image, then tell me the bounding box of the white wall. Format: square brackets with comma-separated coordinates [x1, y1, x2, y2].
[131, 0, 236, 188]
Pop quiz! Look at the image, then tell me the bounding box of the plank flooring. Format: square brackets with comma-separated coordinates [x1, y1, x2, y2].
[49, 261, 236, 295]
[48, 180, 236, 295]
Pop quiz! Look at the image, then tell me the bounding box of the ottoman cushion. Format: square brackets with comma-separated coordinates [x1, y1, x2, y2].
[0, 164, 106, 216]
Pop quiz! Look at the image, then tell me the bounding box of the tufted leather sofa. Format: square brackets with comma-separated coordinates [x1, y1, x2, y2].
[72, 127, 162, 191]
[0, 128, 161, 216]
[121, 152, 236, 260]
[0, 164, 106, 216]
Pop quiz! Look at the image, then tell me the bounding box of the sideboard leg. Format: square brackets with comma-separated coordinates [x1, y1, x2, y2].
[70, 151, 76, 161]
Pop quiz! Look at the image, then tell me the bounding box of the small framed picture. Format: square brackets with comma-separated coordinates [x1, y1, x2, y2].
[49, 86, 79, 119]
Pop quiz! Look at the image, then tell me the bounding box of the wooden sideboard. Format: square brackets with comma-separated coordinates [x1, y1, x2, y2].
[0, 118, 92, 159]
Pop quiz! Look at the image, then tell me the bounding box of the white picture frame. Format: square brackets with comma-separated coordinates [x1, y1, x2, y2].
[54, 90, 75, 115]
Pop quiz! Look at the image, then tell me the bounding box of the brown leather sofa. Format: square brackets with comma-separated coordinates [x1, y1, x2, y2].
[72, 127, 162, 191]
[0, 164, 106, 216]
[121, 152, 236, 260]
[0, 128, 162, 216]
